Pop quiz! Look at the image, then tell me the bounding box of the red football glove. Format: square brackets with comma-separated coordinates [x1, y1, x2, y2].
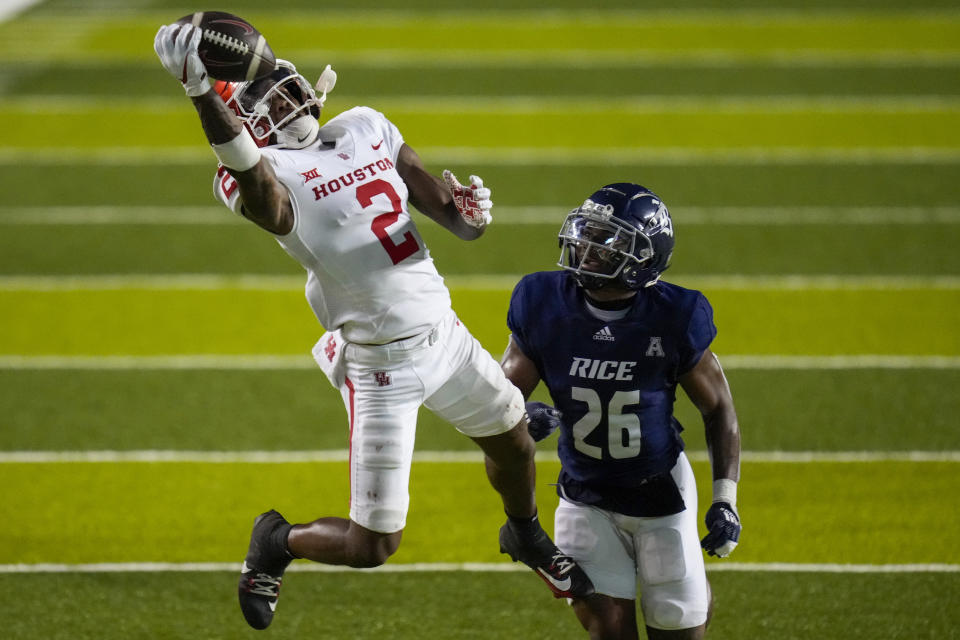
[442, 170, 493, 228]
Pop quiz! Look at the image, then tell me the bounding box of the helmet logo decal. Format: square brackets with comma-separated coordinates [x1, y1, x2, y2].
[579, 199, 615, 219]
[647, 199, 674, 237]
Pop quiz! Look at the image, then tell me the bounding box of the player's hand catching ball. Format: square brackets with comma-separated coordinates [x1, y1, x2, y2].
[443, 170, 493, 228]
[154, 24, 210, 97]
[700, 502, 741, 557]
[525, 401, 562, 442]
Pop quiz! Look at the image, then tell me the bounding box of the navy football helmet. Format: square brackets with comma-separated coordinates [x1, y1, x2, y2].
[558, 183, 674, 290]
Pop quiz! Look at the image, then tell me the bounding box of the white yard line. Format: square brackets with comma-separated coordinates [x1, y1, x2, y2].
[0, 450, 957, 464]
[0, 0, 42, 22]
[0, 355, 317, 369]
[0, 354, 958, 371]
[0, 561, 955, 574]
[3, 205, 960, 226]
[8, 95, 960, 113]
[1, 354, 958, 371]
[0, 206, 243, 225]
[2, 147, 959, 166]
[2, 274, 959, 291]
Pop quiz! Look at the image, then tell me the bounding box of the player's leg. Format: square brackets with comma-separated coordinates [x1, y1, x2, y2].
[555, 499, 640, 638]
[288, 517, 402, 568]
[572, 595, 640, 640]
[423, 314, 593, 598]
[634, 453, 711, 639]
[469, 420, 537, 519]
[421, 314, 534, 518]
[293, 354, 423, 566]
[238, 362, 420, 629]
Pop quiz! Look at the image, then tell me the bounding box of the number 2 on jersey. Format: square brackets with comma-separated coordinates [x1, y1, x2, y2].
[570, 386, 642, 460]
[358, 179, 419, 265]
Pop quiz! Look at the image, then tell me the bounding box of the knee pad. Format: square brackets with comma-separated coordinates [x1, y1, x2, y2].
[638, 526, 685, 584]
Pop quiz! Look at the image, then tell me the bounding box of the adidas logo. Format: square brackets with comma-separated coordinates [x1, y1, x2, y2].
[592, 326, 615, 342]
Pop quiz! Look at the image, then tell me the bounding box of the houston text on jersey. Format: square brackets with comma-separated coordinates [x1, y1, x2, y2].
[311, 157, 395, 200]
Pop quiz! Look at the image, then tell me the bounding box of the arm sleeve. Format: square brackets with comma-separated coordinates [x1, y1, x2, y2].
[678, 293, 717, 375]
[212, 164, 243, 214]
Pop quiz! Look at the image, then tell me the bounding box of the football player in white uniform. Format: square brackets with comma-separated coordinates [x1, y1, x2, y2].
[154, 23, 594, 630]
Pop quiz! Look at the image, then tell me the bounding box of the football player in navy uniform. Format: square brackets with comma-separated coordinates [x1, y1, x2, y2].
[501, 184, 742, 639]
[153, 22, 593, 631]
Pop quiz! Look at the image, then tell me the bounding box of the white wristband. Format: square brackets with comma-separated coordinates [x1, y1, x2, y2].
[712, 478, 737, 506]
[212, 129, 261, 172]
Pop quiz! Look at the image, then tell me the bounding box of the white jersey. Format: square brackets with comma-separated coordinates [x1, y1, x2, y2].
[214, 107, 452, 344]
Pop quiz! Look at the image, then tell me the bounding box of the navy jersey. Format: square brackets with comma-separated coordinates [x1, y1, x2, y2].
[507, 271, 716, 516]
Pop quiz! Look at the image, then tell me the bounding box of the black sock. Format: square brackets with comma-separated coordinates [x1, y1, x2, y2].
[274, 522, 298, 560]
[506, 511, 543, 540]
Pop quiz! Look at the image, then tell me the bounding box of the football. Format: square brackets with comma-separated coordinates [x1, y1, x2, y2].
[175, 11, 276, 82]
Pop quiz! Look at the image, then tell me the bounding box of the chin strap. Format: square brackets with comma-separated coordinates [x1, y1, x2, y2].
[314, 64, 337, 106]
[277, 115, 320, 149]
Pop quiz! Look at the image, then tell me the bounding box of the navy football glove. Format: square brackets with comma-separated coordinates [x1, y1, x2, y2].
[524, 402, 562, 442]
[700, 502, 741, 558]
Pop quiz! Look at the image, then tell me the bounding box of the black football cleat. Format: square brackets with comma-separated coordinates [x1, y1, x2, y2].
[238, 510, 294, 630]
[499, 520, 595, 599]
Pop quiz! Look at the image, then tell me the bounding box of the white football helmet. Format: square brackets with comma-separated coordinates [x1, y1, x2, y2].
[220, 59, 323, 148]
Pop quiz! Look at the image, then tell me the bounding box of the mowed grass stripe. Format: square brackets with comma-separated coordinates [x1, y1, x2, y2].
[1, 160, 956, 210]
[3, 571, 956, 640]
[2, 11, 957, 62]
[1, 288, 957, 356]
[4, 105, 958, 149]
[2, 222, 959, 277]
[3, 368, 955, 452]
[0, 460, 956, 564]
[6, 62, 960, 100]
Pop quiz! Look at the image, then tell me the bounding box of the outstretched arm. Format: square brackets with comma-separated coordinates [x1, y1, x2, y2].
[154, 23, 292, 235]
[396, 144, 490, 240]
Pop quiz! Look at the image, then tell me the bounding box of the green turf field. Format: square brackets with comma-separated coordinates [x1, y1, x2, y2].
[1, 1, 958, 638]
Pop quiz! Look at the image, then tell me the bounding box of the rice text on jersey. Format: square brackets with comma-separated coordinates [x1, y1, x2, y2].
[569, 357, 636, 381]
